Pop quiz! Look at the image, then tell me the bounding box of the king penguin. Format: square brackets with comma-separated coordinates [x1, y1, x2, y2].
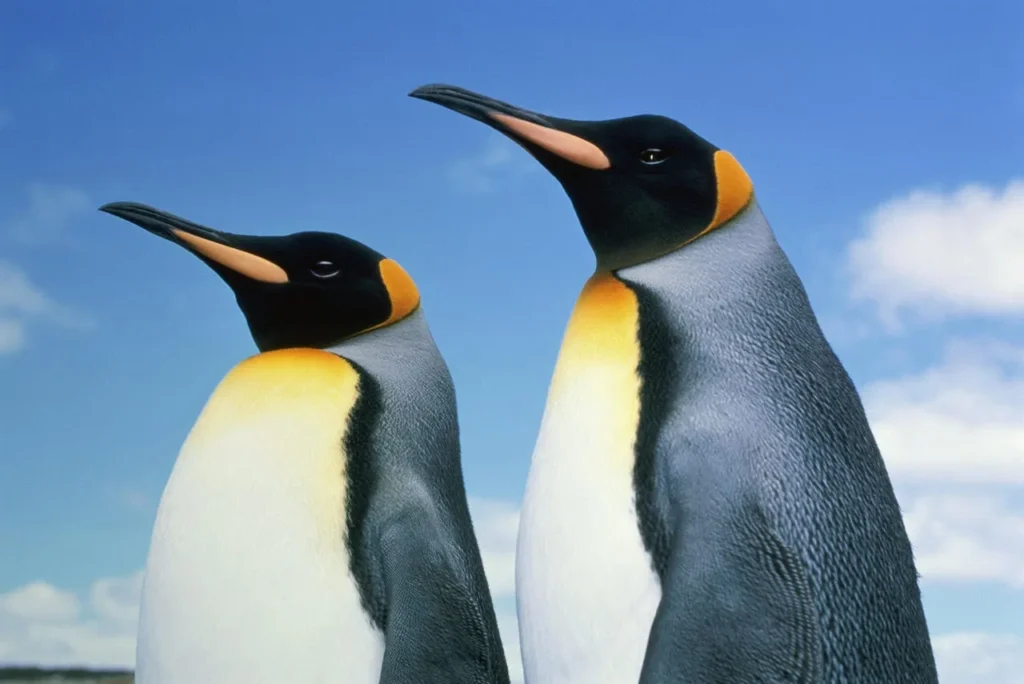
[100, 202, 510, 684]
[409, 85, 939, 683]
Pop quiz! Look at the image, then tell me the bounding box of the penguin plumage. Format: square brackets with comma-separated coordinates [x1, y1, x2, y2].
[100, 202, 510, 684]
[410, 85, 938, 684]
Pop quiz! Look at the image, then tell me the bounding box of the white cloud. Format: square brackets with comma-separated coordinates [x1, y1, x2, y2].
[469, 497, 522, 682]
[933, 632, 1024, 684]
[495, 604, 523, 684]
[0, 583, 81, 624]
[861, 338, 1024, 590]
[847, 179, 1024, 324]
[90, 574, 144, 625]
[470, 497, 519, 598]
[0, 261, 91, 355]
[847, 184, 1024, 677]
[447, 134, 534, 194]
[863, 339, 1024, 484]
[0, 572, 141, 669]
[903, 494, 1024, 588]
[5, 183, 91, 245]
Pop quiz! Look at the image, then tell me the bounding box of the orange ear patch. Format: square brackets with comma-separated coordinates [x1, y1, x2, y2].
[378, 258, 420, 325]
[707, 150, 754, 231]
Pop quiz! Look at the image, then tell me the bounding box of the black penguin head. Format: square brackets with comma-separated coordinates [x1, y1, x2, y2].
[410, 84, 754, 271]
[99, 202, 420, 352]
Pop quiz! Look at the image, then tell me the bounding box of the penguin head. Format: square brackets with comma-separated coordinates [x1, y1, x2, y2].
[100, 202, 420, 352]
[410, 84, 754, 271]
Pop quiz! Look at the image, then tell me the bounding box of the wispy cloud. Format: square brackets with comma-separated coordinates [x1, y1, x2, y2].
[0, 319, 27, 355]
[446, 134, 535, 194]
[0, 108, 11, 131]
[0, 262, 56, 355]
[4, 183, 91, 246]
[104, 485, 153, 515]
[0, 261, 93, 355]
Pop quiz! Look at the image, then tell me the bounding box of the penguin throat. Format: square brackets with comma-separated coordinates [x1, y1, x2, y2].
[587, 230, 708, 273]
[576, 210, 732, 274]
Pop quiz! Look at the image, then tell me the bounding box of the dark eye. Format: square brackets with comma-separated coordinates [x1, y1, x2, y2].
[640, 148, 669, 165]
[310, 260, 341, 279]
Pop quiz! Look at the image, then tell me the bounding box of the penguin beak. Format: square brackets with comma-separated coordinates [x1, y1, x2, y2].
[99, 202, 290, 285]
[409, 84, 611, 171]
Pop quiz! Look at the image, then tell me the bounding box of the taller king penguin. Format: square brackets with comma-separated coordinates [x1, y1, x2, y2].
[410, 85, 938, 684]
[100, 202, 510, 684]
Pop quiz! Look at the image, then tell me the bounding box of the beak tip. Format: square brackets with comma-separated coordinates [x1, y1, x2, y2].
[98, 201, 147, 218]
[407, 83, 448, 102]
[406, 83, 553, 131]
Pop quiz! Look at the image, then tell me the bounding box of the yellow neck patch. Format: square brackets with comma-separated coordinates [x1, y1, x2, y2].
[547, 272, 642, 474]
[552, 272, 641, 390]
[185, 348, 361, 453]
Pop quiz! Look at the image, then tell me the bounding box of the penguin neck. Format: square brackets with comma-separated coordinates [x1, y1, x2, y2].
[328, 308, 448, 388]
[616, 200, 816, 346]
[325, 309, 458, 471]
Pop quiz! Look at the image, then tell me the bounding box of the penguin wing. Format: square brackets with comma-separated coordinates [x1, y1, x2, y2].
[375, 506, 510, 684]
[638, 497, 823, 683]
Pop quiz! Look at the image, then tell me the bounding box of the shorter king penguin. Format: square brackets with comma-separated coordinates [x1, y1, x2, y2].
[100, 202, 510, 684]
[410, 85, 939, 683]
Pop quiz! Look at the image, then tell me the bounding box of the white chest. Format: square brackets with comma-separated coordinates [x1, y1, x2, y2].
[515, 275, 662, 684]
[136, 350, 385, 684]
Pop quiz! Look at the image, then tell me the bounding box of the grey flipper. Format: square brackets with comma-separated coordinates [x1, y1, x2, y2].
[333, 311, 509, 684]
[639, 496, 822, 684]
[376, 503, 503, 684]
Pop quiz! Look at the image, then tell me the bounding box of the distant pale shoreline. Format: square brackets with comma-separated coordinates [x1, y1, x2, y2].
[0, 667, 132, 683]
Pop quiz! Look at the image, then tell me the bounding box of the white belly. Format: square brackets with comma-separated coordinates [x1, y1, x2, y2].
[516, 275, 662, 684]
[136, 349, 385, 684]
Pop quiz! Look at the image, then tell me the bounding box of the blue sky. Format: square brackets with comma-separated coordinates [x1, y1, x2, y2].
[1, 0, 1022, 680]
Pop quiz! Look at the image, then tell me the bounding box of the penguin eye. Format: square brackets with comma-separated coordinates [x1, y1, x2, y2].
[310, 260, 341, 279]
[639, 148, 669, 165]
